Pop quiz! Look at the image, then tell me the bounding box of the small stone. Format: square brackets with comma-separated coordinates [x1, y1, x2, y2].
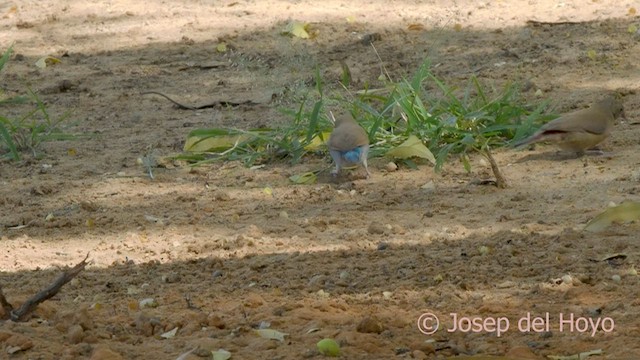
[385, 162, 398, 172]
[412, 350, 428, 360]
[90, 345, 124, 360]
[139, 298, 158, 308]
[377, 242, 389, 250]
[67, 324, 84, 344]
[212, 190, 231, 201]
[356, 316, 384, 334]
[505, 345, 539, 359]
[496, 280, 516, 289]
[162, 272, 181, 283]
[339, 271, 349, 280]
[421, 180, 436, 192]
[368, 222, 385, 235]
[611, 274, 621, 283]
[4, 333, 33, 353]
[207, 314, 226, 329]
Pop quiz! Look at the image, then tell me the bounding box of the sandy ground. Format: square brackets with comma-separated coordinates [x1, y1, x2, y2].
[2, 0, 640, 359]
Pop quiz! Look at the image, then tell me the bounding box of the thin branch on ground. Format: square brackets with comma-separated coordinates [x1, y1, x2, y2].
[0, 253, 90, 322]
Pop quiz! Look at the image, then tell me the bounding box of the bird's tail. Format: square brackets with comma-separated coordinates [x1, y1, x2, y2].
[343, 147, 364, 163]
[511, 133, 539, 148]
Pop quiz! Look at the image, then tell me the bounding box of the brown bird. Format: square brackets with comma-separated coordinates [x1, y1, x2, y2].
[328, 116, 370, 178]
[513, 96, 624, 154]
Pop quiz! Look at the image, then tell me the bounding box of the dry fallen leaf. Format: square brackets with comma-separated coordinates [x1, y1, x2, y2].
[254, 329, 288, 342]
[386, 135, 436, 164]
[303, 131, 331, 151]
[160, 327, 178, 339]
[282, 21, 310, 39]
[288, 172, 317, 185]
[35, 56, 61, 68]
[212, 349, 232, 360]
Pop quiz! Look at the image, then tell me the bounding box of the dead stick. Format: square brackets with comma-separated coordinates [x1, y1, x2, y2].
[8, 254, 90, 322]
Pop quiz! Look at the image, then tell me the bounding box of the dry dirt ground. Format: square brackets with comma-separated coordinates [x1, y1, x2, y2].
[2, 0, 640, 359]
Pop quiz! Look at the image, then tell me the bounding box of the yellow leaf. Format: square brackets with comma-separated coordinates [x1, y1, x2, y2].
[254, 329, 288, 342]
[586, 49, 597, 61]
[289, 172, 317, 185]
[629, 7, 637, 15]
[584, 201, 640, 232]
[386, 135, 436, 164]
[263, 187, 273, 196]
[408, 23, 424, 31]
[303, 131, 331, 151]
[453, 23, 463, 32]
[67, 148, 77, 156]
[283, 21, 310, 39]
[35, 56, 61, 69]
[345, 16, 356, 23]
[216, 43, 227, 53]
[628, 24, 638, 34]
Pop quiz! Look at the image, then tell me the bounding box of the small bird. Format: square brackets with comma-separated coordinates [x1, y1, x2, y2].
[328, 116, 371, 178]
[513, 96, 624, 155]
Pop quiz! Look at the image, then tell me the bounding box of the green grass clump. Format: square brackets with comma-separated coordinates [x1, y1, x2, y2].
[179, 68, 333, 167]
[180, 59, 549, 185]
[1, 46, 84, 161]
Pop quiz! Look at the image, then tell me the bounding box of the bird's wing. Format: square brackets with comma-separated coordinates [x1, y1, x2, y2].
[541, 108, 610, 135]
[328, 123, 368, 151]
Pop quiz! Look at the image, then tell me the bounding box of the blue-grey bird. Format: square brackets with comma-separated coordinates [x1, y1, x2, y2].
[328, 116, 370, 178]
[513, 96, 624, 154]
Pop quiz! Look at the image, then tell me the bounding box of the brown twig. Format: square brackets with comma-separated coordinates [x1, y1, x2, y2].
[526, 20, 583, 26]
[0, 254, 90, 322]
[482, 147, 508, 189]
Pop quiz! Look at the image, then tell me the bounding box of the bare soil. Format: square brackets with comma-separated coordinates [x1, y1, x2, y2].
[2, 1, 640, 359]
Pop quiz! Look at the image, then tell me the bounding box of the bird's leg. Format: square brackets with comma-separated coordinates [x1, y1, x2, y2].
[362, 158, 371, 179]
[329, 150, 343, 176]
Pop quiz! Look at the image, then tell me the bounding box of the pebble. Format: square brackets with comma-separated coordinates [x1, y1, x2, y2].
[356, 316, 384, 334]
